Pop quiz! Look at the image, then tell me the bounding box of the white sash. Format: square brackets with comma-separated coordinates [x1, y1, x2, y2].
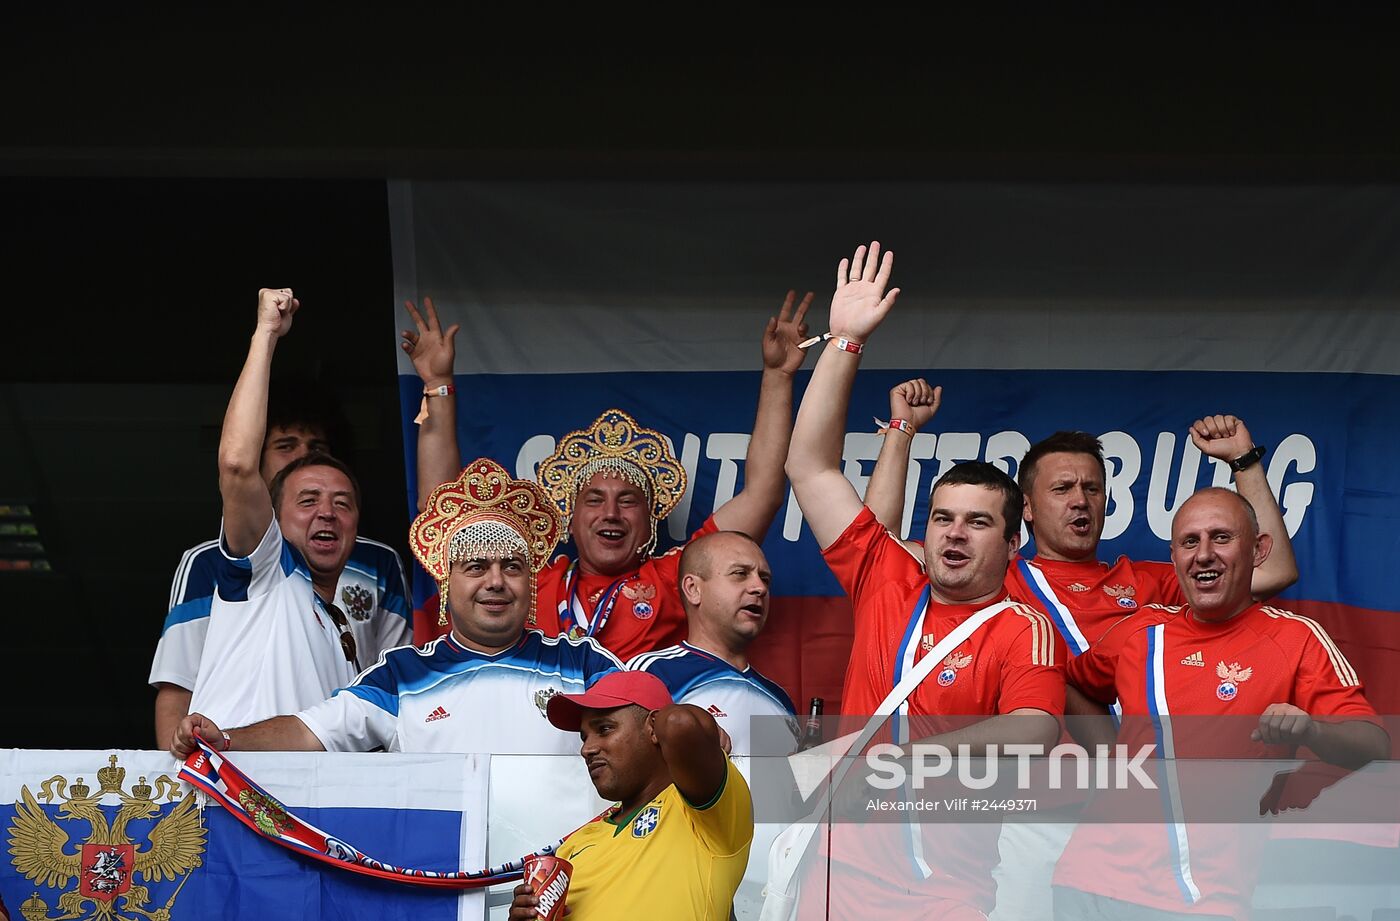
[758, 599, 1017, 921]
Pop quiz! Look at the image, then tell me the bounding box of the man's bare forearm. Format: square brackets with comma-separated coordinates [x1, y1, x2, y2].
[715, 366, 793, 536]
[1236, 464, 1299, 598]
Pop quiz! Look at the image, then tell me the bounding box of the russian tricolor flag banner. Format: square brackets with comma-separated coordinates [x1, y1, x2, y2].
[0, 749, 490, 920]
[388, 180, 1400, 714]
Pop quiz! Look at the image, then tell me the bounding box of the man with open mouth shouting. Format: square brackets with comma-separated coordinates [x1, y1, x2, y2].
[184, 287, 408, 734]
[403, 290, 810, 661]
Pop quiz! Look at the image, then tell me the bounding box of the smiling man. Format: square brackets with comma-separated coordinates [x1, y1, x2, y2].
[784, 242, 1066, 919]
[506, 671, 752, 921]
[181, 289, 409, 732]
[1052, 487, 1388, 920]
[172, 458, 623, 758]
[403, 291, 811, 660]
[1005, 422, 1298, 655]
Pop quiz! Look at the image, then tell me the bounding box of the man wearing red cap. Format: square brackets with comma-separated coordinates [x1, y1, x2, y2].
[508, 671, 752, 921]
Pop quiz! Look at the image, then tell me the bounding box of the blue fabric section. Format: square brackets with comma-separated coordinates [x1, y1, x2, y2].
[0, 801, 463, 920]
[375, 632, 620, 700]
[643, 646, 796, 715]
[348, 540, 411, 620]
[283, 537, 307, 578]
[399, 369, 1400, 613]
[173, 544, 221, 606]
[340, 683, 400, 718]
[162, 595, 213, 633]
[210, 539, 255, 603]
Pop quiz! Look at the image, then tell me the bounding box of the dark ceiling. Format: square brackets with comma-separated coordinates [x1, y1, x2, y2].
[3, 10, 1398, 749]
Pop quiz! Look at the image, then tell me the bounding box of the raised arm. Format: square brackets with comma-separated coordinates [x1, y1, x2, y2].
[1190, 415, 1299, 599]
[865, 378, 943, 536]
[651, 702, 730, 806]
[219, 288, 297, 557]
[402, 296, 462, 511]
[785, 242, 900, 549]
[713, 290, 811, 537]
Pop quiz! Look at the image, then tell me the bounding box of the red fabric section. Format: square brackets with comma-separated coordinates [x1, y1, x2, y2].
[747, 596, 855, 715]
[413, 592, 444, 646]
[419, 590, 1400, 743]
[1285, 599, 1400, 721]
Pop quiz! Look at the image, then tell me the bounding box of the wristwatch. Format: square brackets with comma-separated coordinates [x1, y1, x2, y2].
[1228, 445, 1267, 473]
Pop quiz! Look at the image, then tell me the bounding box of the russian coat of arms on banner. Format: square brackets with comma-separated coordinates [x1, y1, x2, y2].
[6, 754, 206, 919]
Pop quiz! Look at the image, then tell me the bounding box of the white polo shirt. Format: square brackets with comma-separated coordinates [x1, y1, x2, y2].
[151, 533, 410, 692]
[188, 519, 375, 729]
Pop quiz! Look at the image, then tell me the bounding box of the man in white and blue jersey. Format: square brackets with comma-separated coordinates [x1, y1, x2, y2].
[171, 457, 622, 757]
[167, 287, 412, 738]
[155, 288, 411, 744]
[150, 397, 410, 748]
[629, 531, 798, 757]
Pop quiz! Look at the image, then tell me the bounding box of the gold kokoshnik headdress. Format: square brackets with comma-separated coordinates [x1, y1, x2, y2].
[411, 458, 564, 627]
[537, 408, 687, 557]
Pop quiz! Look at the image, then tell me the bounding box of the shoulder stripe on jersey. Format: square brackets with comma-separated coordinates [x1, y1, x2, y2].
[885, 526, 927, 572]
[1018, 559, 1090, 655]
[169, 539, 220, 610]
[537, 630, 626, 668]
[1263, 607, 1360, 687]
[353, 536, 400, 554]
[627, 646, 687, 671]
[1009, 605, 1056, 667]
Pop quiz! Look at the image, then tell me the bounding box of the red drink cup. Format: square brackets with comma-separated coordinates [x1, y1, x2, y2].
[523, 854, 573, 920]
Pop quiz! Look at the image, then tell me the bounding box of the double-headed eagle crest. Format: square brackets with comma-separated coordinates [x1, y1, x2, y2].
[1215, 660, 1253, 702]
[7, 754, 205, 920]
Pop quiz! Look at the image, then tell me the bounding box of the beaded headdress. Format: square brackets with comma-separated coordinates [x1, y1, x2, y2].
[537, 409, 687, 557]
[410, 458, 564, 627]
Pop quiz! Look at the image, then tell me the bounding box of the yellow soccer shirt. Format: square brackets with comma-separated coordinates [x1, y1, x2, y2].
[556, 759, 753, 920]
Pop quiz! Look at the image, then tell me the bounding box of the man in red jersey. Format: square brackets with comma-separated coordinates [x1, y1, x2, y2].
[868, 420, 1300, 655]
[1052, 487, 1387, 920]
[1005, 424, 1298, 653]
[402, 291, 810, 660]
[864, 404, 1302, 921]
[785, 241, 1066, 920]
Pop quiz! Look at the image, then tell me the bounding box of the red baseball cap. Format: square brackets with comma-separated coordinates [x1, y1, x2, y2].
[546, 671, 674, 731]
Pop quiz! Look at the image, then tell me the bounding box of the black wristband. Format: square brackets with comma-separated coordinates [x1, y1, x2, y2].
[1228, 444, 1267, 473]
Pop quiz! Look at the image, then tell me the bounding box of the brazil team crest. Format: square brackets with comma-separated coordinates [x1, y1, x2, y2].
[6, 754, 206, 920]
[631, 805, 660, 838]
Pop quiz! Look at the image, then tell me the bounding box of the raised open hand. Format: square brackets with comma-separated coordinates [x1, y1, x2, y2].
[257, 287, 299, 339]
[828, 241, 899, 343]
[401, 296, 460, 386]
[762, 289, 814, 374]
